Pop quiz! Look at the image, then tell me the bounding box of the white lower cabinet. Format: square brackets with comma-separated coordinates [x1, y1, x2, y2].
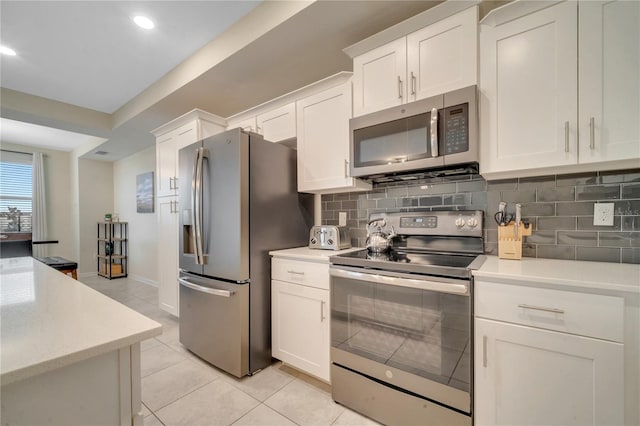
[474, 279, 624, 426]
[157, 197, 179, 316]
[271, 255, 331, 382]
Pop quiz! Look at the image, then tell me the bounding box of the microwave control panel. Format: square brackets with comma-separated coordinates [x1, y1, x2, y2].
[443, 103, 469, 155]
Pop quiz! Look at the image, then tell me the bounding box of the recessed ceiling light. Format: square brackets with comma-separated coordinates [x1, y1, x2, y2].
[133, 16, 154, 30]
[0, 45, 17, 56]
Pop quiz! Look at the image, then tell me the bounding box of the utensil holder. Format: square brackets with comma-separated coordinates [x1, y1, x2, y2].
[498, 221, 532, 260]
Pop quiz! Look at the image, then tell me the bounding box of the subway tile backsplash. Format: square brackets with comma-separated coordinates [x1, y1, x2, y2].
[321, 169, 640, 264]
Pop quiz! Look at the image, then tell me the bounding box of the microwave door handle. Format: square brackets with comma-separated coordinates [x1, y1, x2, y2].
[430, 107, 439, 157]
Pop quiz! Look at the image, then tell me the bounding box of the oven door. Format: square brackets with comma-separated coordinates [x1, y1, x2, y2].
[330, 266, 471, 413]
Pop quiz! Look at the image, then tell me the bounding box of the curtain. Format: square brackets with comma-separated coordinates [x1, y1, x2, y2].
[32, 152, 47, 257]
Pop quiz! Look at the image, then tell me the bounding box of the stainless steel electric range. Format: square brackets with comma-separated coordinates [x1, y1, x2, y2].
[329, 210, 485, 426]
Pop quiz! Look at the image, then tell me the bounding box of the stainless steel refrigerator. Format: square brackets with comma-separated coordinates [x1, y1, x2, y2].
[178, 129, 312, 377]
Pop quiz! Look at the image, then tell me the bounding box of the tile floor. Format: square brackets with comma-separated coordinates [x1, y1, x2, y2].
[80, 275, 380, 426]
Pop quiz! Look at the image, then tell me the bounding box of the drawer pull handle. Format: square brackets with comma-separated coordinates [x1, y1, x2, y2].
[287, 270, 305, 275]
[320, 300, 326, 322]
[482, 335, 487, 368]
[518, 304, 564, 314]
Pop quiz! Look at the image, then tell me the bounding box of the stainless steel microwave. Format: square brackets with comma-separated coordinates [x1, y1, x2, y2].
[349, 85, 478, 179]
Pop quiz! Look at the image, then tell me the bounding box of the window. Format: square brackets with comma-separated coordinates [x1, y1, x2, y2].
[0, 151, 33, 233]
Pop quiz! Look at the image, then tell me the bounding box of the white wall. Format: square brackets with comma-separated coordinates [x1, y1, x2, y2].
[113, 146, 157, 285]
[1, 142, 75, 260]
[78, 158, 113, 273]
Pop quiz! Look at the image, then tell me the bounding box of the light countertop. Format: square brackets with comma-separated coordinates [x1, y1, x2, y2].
[474, 256, 640, 294]
[0, 257, 162, 385]
[269, 246, 362, 262]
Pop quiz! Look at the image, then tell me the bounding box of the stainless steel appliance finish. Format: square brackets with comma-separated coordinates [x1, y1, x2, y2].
[330, 210, 484, 425]
[308, 225, 351, 250]
[178, 129, 312, 377]
[349, 85, 478, 181]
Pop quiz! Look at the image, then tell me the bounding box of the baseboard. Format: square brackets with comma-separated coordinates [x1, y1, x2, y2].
[129, 274, 158, 287]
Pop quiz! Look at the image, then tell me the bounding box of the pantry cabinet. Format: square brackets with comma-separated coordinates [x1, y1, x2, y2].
[296, 82, 371, 193]
[152, 109, 226, 316]
[474, 279, 624, 426]
[351, 6, 478, 116]
[480, 0, 640, 179]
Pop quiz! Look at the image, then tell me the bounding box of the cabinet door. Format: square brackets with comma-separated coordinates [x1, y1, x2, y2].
[579, 0, 640, 164]
[475, 318, 623, 426]
[480, 2, 577, 175]
[296, 83, 370, 193]
[352, 38, 407, 116]
[272, 279, 329, 382]
[256, 103, 296, 142]
[157, 197, 179, 316]
[407, 6, 478, 102]
[156, 131, 178, 198]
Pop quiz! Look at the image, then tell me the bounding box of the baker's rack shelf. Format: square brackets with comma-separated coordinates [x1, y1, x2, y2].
[97, 222, 128, 279]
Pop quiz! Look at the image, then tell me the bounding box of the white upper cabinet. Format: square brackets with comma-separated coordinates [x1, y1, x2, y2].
[480, 0, 640, 179]
[350, 5, 478, 117]
[226, 116, 257, 133]
[296, 82, 371, 194]
[578, 0, 640, 164]
[256, 102, 296, 143]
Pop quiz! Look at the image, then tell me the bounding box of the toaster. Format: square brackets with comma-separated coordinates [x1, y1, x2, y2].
[309, 225, 351, 250]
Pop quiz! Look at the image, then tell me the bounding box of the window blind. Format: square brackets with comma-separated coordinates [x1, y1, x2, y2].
[0, 151, 33, 232]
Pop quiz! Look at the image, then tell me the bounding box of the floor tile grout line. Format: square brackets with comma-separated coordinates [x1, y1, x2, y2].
[145, 373, 223, 415]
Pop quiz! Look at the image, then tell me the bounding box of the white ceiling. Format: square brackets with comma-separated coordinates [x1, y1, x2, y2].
[0, 1, 473, 160]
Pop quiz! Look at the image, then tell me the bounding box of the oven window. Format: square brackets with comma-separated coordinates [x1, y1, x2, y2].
[353, 113, 434, 167]
[331, 274, 470, 392]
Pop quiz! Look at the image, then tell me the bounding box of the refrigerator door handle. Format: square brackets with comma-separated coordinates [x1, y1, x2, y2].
[191, 148, 200, 263]
[193, 147, 206, 264]
[178, 277, 235, 297]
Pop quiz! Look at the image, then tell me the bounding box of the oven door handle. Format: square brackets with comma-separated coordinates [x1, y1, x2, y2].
[329, 268, 469, 296]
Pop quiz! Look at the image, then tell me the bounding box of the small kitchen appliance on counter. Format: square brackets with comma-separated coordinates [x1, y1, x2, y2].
[308, 225, 351, 250]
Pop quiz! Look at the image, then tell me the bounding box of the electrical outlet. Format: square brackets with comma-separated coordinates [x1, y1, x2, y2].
[339, 212, 347, 227]
[593, 203, 614, 226]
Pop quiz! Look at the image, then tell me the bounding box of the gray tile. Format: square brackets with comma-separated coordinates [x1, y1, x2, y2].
[334, 193, 351, 201]
[408, 182, 456, 195]
[141, 338, 164, 352]
[622, 248, 640, 264]
[484, 242, 498, 255]
[599, 232, 640, 248]
[323, 210, 336, 220]
[557, 231, 598, 247]
[367, 189, 387, 200]
[342, 200, 357, 210]
[622, 216, 640, 231]
[233, 404, 297, 426]
[141, 344, 187, 378]
[264, 379, 344, 426]
[155, 380, 259, 426]
[387, 187, 408, 198]
[143, 414, 164, 426]
[599, 169, 640, 183]
[419, 196, 443, 206]
[622, 183, 640, 199]
[537, 217, 576, 231]
[220, 364, 296, 402]
[398, 197, 419, 207]
[470, 191, 487, 206]
[556, 201, 594, 216]
[577, 216, 621, 231]
[358, 199, 377, 210]
[321, 194, 334, 202]
[576, 247, 621, 263]
[614, 200, 640, 215]
[457, 180, 486, 193]
[537, 187, 575, 202]
[142, 359, 220, 411]
[485, 230, 498, 243]
[521, 202, 555, 216]
[443, 194, 469, 205]
[518, 175, 555, 189]
[377, 198, 396, 209]
[522, 244, 537, 258]
[501, 189, 536, 203]
[537, 245, 576, 260]
[328, 201, 341, 210]
[556, 172, 597, 187]
[141, 403, 152, 418]
[524, 231, 556, 245]
[575, 185, 620, 200]
[486, 179, 517, 190]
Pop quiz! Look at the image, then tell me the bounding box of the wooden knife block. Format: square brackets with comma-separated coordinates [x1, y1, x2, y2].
[498, 222, 532, 260]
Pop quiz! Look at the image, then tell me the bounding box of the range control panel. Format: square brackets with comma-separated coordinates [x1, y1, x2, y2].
[372, 210, 483, 237]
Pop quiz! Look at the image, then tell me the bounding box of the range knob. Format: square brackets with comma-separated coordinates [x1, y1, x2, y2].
[455, 217, 466, 229]
[467, 217, 479, 228]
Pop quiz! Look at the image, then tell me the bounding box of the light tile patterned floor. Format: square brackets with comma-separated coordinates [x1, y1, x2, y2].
[80, 275, 380, 426]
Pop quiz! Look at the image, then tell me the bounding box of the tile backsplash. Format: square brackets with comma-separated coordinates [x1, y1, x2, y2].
[321, 169, 640, 264]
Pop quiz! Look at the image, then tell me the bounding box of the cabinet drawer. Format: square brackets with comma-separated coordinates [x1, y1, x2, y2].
[272, 258, 329, 290]
[475, 281, 624, 342]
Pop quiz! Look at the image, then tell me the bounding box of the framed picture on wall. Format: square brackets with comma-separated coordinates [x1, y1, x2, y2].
[136, 171, 154, 213]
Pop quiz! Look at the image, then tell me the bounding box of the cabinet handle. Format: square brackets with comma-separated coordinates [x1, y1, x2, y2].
[320, 300, 326, 322]
[169, 200, 174, 213]
[169, 177, 174, 190]
[564, 121, 570, 153]
[482, 335, 487, 368]
[518, 304, 565, 314]
[411, 72, 416, 95]
[173, 177, 178, 189]
[397, 76, 403, 99]
[344, 159, 349, 178]
[287, 270, 305, 275]
[589, 117, 595, 150]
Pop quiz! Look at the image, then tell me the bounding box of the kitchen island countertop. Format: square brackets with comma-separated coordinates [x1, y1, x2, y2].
[0, 257, 162, 385]
[474, 255, 640, 294]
